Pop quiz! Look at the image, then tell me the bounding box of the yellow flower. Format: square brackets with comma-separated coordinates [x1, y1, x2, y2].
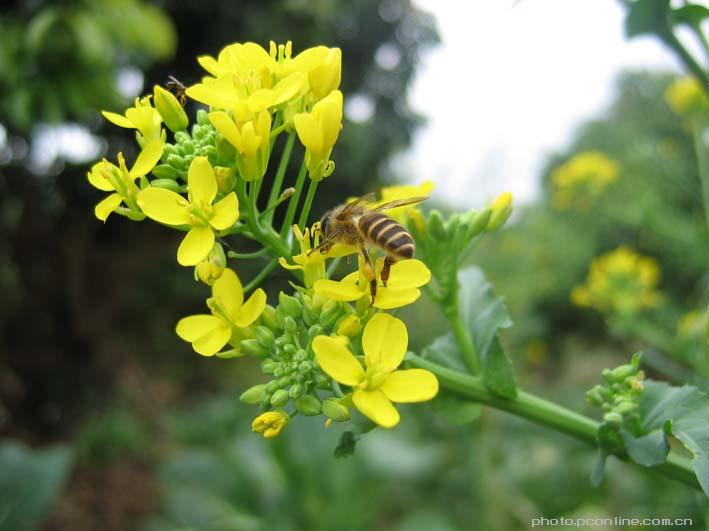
[271, 41, 342, 100]
[666, 77, 709, 118]
[486, 192, 513, 231]
[176, 268, 267, 356]
[102, 95, 165, 145]
[208, 108, 271, 181]
[312, 313, 438, 428]
[252, 410, 289, 438]
[137, 156, 239, 266]
[278, 223, 358, 288]
[571, 246, 662, 315]
[552, 151, 619, 210]
[294, 90, 343, 180]
[314, 256, 431, 310]
[87, 139, 163, 222]
[677, 310, 709, 339]
[194, 242, 227, 286]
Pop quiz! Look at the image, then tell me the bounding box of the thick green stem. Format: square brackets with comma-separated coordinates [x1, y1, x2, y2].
[659, 27, 709, 92]
[444, 291, 480, 374]
[266, 133, 296, 224]
[297, 179, 319, 229]
[407, 354, 701, 492]
[281, 162, 308, 238]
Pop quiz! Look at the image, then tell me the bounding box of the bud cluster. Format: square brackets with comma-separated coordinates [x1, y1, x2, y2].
[586, 352, 644, 430]
[239, 290, 358, 422]
[151, 109, 220, 184]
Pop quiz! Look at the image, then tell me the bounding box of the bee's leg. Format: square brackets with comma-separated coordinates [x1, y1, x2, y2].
[381, 255, 396, 287]
[360, 246, 377, 304]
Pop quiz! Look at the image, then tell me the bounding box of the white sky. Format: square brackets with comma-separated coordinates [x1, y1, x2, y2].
[396, 0, 706, 207]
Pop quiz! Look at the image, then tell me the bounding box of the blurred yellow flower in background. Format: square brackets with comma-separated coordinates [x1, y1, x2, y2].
[571, 246, 662, 316]
[666, 76, 709, 118]
[552, 151, 619, 210]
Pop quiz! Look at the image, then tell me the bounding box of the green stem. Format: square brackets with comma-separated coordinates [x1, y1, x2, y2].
[444, 296, 480, 374]
[297, 179, 319, 229]
[266, 133, 296, 224]
[227, 248, 270, 259]
[281, 161, 308, 238]
[407, 354, 700, 491]
[244, 258, 279, 293]
[691, 119, 709, 230]
[659, 26, 709, 92]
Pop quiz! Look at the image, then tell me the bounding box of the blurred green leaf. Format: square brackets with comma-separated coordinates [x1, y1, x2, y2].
[430, 394, 481, 426]
[458, 267, 517, 398]
[620, 427, 669, 467]
[421, 332, 467, 372]
[0, 440, 73, 531]
[625, 0, 670, 38]
[671, 4, 709, 27]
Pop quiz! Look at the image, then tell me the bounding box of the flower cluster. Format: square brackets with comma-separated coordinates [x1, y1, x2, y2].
[571, 246, 662, 316]
[551, 151, 620, 211]
[665, 76, 709, 119]
[87, 40, 441, 440]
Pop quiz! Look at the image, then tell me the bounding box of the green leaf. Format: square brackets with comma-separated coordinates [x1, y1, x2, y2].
[671, 4, 709, 27]
[620, 428, 669, 467]
[421, 332, 467, 372]
[632, 381, 709, 496]
[457, 267, 517, 398]
[430, 394, 482, 425]
[625, 0, 671, 37]
[0, 441, 73, 531]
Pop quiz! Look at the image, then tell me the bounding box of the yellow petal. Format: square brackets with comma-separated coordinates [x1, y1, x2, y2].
[209, 111, 242, 150]
[126, 106, 162, 140]
[380, 369, 439, 403]
[313, 278, 364, 301]
[352, 389, 400, 428]
[386, 259, 431, 289]
[130, 139, 164, 178]
[293, 112, 323, 154]
[271, 72, 307, 106]
[137, 188, 191, 225]
[87, 161, 115, 191]
[312, 336, 364, 386]
[318, 90, 343, 148]
[209, 192, 239, 230]
[233, 288, 267, 328]
[176, 314, 224, 341]
[212, 268, 244, 319]
[177, 226, 214, 266]
[187, 157, 217, 206]
[197, 55, 223, 76]
[176, 314, 232, 356]
[101, 111, 133, 128]
[290, 46, 329, 72]
[237, 122, 261, 156]
[362, 313, 407, 372]
[372, 287, 421, 310]
[186, 84, 239, 109]
[95, 193, 123, 222]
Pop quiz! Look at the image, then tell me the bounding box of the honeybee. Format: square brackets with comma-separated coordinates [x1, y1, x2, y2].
[165, 75, 187, 106]
[313, 194, 427, 301]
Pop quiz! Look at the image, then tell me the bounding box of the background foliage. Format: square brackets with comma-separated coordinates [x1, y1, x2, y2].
[1, 0, 708, 530]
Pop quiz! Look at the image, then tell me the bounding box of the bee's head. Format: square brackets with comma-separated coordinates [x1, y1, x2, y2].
[319, 209, 334, 237]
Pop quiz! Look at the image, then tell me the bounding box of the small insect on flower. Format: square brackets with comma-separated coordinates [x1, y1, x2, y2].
[165, 75, 187, 106]
[312, 195, 427, 302]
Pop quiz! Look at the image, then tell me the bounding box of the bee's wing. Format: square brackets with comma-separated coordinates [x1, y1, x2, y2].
[373, 196, 428, 212]
[338, 192, 377, 218]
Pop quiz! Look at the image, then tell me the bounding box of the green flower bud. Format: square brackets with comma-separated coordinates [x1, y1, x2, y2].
[486, 192, 512, 232]
[319, 300, 341, 329]
[277, 376, 291, 388]
[298, 361, 313, 374]
[603, 411, 623, 428]
[265, 380, 280, 394]
[261, 359, 275, 374]
[154, 85, 188, 132]
[271, 389, 290, 407]
[241, 339, 268, 357]
[151, 164, 180, 180]
[427, 210, 447, 240]
[295, 395, 322, 416]
[307, 324, 324, 341]
[288, 383, 304, 399]
[213, 166, 236, 194]
[314, 371, 330, 388]
[261, 305, 281, 331]
[197, 109, 210, 126]
[167, 153, 188, 170]
[273, 367, 284, 378]
[293, 349, 307, 363]
[322, 398, 351, 422]
[283, 344, 297, 356]
[240, 384, 266, 405]
[468, 207, 492, 235]
[279, 292, 302, 318]
[195, 242, 227, 286]
[174, 131, 190, 144]
[283, 316, 298, 334]
[181, 140, 195, 155]
[586, 387, 604, 406]
[609, 364, 635, 383]
[614, 401, 638, 415]
[163, 143, 178, 157]
[149, 178, 183, 193]
[255, 326, 276, 348]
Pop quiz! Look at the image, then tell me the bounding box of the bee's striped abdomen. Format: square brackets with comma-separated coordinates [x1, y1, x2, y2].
[358, 212, 415, 259]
